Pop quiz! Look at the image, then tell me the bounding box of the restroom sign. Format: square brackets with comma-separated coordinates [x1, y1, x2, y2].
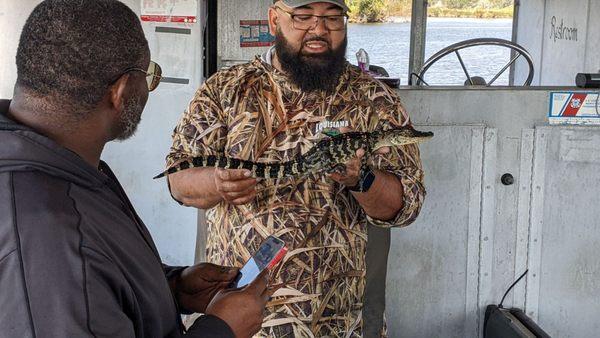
[141, 0, 198, 23]
[549, 92, 600, 125]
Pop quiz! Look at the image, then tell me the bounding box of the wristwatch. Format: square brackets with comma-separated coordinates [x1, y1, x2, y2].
[347, 168, 376, 193]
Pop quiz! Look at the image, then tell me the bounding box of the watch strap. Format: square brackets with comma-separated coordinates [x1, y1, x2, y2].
[348, 168, 375, 193]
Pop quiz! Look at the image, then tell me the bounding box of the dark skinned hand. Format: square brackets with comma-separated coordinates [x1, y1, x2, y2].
[205, 269, 272, 338]
[170, 263, 239, 313]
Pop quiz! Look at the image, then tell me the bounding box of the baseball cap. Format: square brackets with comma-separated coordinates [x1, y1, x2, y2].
[276, 0, 349, 12]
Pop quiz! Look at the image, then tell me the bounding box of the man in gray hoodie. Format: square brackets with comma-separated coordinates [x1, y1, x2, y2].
[0, 1, 270, 337]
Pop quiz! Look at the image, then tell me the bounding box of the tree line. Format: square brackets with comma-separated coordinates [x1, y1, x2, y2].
[348, 0, 514, 22]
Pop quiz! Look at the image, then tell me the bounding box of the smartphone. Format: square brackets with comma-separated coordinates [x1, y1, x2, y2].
[230, 235, 287, 289]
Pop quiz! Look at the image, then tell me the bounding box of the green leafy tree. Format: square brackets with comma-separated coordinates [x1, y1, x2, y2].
[348, 0, 513, 21]
[485, 0, 513, 8]
[443, 0, 479, 9]
[348, 0, 388, 22]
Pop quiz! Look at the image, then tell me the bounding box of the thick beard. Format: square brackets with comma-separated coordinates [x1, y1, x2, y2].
[115, 96, 143, 140]
[275, 29, 347, 93]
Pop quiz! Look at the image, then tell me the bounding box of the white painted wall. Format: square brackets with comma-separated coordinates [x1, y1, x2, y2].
[512, 0, 545, 86]
[217, 0, 272, 68]
[0, 0, 203, 266]
[584, 0, 600, 73]
[515, 0, 600, 86]
[0, 0, 38, 98]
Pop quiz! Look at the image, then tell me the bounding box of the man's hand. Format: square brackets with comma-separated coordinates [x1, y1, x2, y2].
[214, 168, 257, 205]
[171, 263, 239, 313]
[328, 127, 391, 187]
[328, 149, 365, 187]
[205, 270, 271, 338]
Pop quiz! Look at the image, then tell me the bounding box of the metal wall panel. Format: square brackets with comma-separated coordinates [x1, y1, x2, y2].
[527, 126, 600, 338]
[513, 129, 535, 309]
[477, 128, 498, 337]
[512, 0, 545, 86]
[397, 88, 549, 314]
[386, 125, 485, 338]
[386, 88, 571, 337]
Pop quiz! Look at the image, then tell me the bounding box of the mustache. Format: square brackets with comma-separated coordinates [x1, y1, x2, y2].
[302, 36, 331, 47]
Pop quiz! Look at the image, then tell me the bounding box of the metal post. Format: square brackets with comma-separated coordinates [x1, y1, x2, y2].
[195, 211, 208, 262]
[204, 0, 218, 78]
[408, 0, 428, 84]
[509, 0, 520, 86]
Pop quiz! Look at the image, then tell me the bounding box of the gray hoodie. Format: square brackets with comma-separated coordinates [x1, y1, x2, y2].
[0, 100, 233, 338]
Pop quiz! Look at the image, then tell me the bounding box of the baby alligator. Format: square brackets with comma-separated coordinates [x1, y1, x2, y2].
[154, 127, 433, 179]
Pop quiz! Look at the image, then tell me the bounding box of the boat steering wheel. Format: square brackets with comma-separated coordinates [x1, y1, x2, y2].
[412, 38, 535, 86]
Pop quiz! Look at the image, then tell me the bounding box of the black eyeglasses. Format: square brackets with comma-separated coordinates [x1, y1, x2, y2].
[275, 6, 348, 31]
[115, 61, 162, 92]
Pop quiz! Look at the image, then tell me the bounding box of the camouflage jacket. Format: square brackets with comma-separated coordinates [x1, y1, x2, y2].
[166, 57, 425, 337]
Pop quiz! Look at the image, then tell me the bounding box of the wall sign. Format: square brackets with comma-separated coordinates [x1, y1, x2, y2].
[549, 16, 578, 43]
[549, 92, 600, 125]
[141, 0, 198, 23]
[240, 20, 274, 48]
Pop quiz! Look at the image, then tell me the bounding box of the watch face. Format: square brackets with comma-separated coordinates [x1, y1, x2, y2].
[348, 169, 375, 192]
[361, 170, 376, 192]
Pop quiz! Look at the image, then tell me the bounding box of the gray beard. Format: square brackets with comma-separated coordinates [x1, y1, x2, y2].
[116, 96, 143, 140]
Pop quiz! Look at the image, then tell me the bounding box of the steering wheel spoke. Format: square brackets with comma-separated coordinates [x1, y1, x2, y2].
[455, 50, 474, 85]
[488, 53, 522, 86]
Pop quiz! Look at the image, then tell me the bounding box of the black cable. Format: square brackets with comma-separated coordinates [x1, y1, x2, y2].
[499, 269, 528, 308]
[409, 72, 430, 86]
